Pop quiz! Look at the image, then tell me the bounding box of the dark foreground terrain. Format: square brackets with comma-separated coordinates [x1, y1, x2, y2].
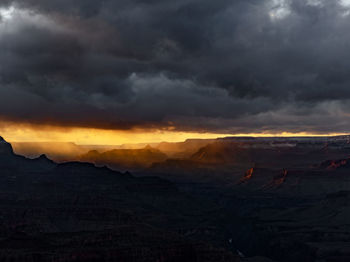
[0, 137, 240, 262]
[4, 136, 350, 261]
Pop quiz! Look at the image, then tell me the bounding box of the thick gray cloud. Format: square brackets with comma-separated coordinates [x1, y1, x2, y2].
[1, 0, 350, 133]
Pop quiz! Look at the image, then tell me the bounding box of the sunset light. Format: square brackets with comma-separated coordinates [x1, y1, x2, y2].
[1, 120, 348, 146]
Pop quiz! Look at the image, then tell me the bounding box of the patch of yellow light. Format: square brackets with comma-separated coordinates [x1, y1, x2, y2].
[0, 121, 348, 145]
[0, 121, 230, 145]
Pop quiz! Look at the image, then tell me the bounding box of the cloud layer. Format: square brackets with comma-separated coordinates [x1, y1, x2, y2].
[1, 0, 350, 134]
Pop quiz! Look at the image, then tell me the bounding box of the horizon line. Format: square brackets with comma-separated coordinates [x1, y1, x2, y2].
[5, 133, 350, 146]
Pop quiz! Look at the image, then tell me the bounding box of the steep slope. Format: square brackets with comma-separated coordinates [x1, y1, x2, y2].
[0, 136, 14, 155]
[0, 137, 56, 172]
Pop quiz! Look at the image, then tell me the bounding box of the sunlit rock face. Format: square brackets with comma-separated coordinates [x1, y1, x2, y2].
[320, 158, 350, 170]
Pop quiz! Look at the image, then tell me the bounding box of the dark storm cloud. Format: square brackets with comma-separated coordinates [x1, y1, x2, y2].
[1, 0, 350, 133]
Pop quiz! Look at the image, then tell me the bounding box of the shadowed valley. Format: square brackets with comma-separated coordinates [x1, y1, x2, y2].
[8, 136, 350, 261]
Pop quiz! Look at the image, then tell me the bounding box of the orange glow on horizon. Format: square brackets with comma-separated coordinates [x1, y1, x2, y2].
[0, 121, 348, 145]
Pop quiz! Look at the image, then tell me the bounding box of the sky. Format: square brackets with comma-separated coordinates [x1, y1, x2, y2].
[1, 0, 350, 143]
